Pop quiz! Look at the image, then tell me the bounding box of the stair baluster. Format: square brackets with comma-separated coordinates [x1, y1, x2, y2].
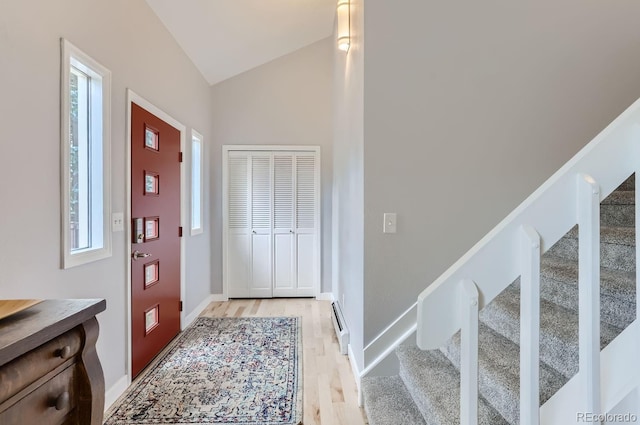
[460, 279, 479, 425]
[577, 174, 602, 415]
[520, 225, 541, 425]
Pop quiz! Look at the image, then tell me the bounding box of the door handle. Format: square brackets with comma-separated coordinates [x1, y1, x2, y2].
[132, 250, 152, 260]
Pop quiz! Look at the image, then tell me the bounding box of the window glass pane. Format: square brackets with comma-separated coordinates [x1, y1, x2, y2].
[191, 138, 202, 230]
[61, 39, 112, 269]
[69, 67, 91, 251]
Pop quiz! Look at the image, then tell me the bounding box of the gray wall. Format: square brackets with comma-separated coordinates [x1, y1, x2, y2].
[0, 0, 212, 390]
[209, 38, 334, 294]
[360, 0, 640, 346]
[332, 0, 365, 371]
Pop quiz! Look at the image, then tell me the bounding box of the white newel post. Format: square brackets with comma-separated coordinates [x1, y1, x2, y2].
[520, 225, 541, 425]
[460, 279, 479, 425]
[577, 174, 601, 416]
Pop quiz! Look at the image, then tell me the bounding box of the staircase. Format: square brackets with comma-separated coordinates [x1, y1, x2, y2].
[362, 175, 636, 424]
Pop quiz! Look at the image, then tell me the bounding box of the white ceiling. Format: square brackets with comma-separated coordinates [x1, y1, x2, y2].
[145, 0, 336, 86]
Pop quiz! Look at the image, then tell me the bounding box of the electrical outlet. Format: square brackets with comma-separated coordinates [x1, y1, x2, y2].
[112, 212, 124, 232]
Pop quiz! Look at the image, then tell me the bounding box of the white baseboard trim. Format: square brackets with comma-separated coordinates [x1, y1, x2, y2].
[348, 344, 363, 406]
[363, 302, 417, 376]
[183, 295, 216, 329]
[210, 294, 229, 302]
[104, 374, 129, 411]
[316, 292, 335, 301]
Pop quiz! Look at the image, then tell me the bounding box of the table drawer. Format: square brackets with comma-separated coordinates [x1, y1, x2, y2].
[0, 363, 77, 425]
[0, 327, 82, 403]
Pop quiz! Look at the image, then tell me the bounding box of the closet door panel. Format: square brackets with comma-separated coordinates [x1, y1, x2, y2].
[274, 234, 294, 290]
[249, 154, 273, 297]
[273, 154, 295, 293]
[226, 154, 250, 297]
[294, 153, 318, 295]
[251, 234, 272, 295]
[296, 233, 316, 293]
[227, 235, 249, 296]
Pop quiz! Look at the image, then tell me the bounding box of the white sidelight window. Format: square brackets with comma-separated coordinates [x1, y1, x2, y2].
[191, 130, 204, 235]
[61, 39, 112, 268]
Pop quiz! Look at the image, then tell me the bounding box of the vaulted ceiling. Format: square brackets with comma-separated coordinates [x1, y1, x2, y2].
[145, 0, 336, 86]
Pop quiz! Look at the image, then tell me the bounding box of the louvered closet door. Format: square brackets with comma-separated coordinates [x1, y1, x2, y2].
[294, 153, 318, 296]
[227, 152, 250, 297]
[225, 148, 319, 299]
[273, 154, 295, 295]
[249, 153, 273, 297]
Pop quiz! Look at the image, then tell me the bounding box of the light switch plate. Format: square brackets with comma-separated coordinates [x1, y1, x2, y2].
[112, 212, 124, 232]
[383, 213, 397, 233]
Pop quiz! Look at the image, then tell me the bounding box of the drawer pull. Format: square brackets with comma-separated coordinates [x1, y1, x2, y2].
[56, 345, 72, 359]
[52, 391, 70, 411]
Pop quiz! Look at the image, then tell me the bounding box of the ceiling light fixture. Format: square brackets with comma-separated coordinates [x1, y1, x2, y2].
[337, 0, 350, 52]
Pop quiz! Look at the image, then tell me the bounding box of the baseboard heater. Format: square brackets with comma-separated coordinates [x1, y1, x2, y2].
[331, 301, 349, 355]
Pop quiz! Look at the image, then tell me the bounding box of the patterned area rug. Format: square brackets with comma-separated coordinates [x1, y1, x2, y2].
[105, 317, 302, 425]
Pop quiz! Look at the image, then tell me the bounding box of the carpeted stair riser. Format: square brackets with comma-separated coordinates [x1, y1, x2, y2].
[538, 257, 636, 329]
[362, 376, 427, 425]
[362, 175, 636, 425]
[545, 226, 635, 273]
[396, 346, 508, 425]
[601, 190, 634, 227]
[440, 325, 566, 424]
[479, 282, 623, 379]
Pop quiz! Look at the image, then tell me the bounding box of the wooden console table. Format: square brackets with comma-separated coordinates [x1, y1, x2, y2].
[0, 299, 106, 425]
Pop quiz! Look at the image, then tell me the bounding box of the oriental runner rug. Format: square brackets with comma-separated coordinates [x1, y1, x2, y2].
[105, 317, 302, 425]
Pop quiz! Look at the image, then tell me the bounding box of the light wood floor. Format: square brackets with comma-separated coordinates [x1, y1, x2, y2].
[200, 298, 369, 425]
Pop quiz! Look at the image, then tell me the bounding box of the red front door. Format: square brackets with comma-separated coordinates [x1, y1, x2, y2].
[130, 102, 181, 378]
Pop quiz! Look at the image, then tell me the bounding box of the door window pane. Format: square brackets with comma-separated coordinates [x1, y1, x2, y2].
[145, 171, 159, 195]
[145, 126, 159, 151]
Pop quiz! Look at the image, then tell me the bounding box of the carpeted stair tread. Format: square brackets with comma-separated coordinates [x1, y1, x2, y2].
[479, 282, 622, 379]
[561, 225, 635, 247]
[601, 190, 634, 227]
[602, 190, 635, 205]
[546, 225, 635, 272]
[396, 346, 509, 425]
[362, 375, 427, 425]
[540, 256, 635, 301]
[440, 324, 566, 424]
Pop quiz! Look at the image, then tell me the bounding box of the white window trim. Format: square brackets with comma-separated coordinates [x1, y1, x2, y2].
[190, 130, 204, 235]
[60, 38, 112, 268]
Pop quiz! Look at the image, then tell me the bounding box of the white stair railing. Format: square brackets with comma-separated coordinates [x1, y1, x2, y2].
[520, 225, 541, 425]
[417, 97, 640, 423]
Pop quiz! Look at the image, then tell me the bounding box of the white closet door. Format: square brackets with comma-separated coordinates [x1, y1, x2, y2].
[294, 153, 318, 296]
[227, 153, 250, 297]
[224, 147, 319, 299]
[250, 153, 273, 297]
[273, 154, 296, 296]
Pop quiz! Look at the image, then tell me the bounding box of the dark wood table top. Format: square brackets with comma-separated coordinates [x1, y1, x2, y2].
[0, 299, 106, 365]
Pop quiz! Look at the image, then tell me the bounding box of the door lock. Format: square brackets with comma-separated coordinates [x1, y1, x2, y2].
[132, 250, 152, 261]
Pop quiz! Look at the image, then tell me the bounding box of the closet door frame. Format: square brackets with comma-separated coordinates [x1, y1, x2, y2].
[222, 145, 321, 299]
